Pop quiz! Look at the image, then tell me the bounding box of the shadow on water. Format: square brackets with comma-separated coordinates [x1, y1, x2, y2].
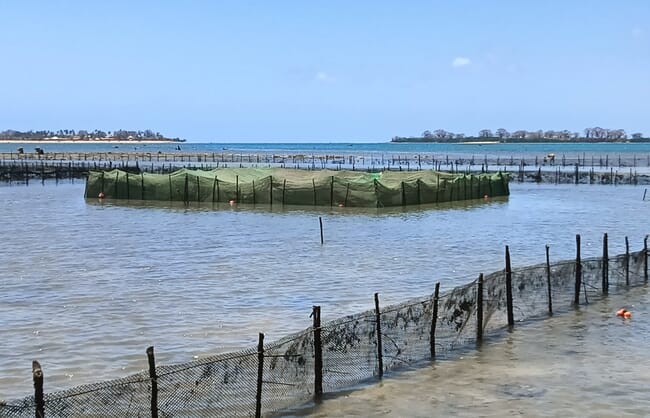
[84, 195, 509, 217]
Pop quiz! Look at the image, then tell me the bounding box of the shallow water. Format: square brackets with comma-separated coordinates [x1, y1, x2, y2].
[301, 287, 650, 417]
[0, 181, 648, 401]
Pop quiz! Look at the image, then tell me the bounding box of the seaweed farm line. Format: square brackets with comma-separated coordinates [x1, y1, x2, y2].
[2, 234, 648, 417]
[2, 151, 650, 185]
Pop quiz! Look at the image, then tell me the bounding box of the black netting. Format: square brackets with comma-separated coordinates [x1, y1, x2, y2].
[1, 247, 647, 417]
[319, 311, 379, 392]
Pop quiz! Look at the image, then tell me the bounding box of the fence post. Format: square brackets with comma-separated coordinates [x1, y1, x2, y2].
[236, 175, 240, 202]
[146, 347, 158, 418]
[575, 234, 582, 305]
[546, 245, 553, 315]
[625, 236, 630, 286]
[255, 333, 265, 418]
[505, 246, 514, 327]
[476, 274, 484, 341]
[312, 306, 323, 403]
[184, 173, 188, 204]
[319, 217, 324, 245]
[33, 360, 44, 418]
[430, 283, 440, 359]
[603, 233, 609, 294]
[282, 179, 286, 205]
[643, 235, 648, 282]
[374, 293, 383, 378]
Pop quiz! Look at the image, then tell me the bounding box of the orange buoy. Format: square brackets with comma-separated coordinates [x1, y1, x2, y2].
[624, 311, 632, 319]
[616, 308, 627, 317]
[98, 192, 105, 199]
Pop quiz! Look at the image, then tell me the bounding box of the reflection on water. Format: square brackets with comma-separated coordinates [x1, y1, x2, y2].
[85, 193, 509, 216]
[0, 181, 648, 402]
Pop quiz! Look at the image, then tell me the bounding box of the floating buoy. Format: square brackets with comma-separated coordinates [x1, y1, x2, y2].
[229, 200, 236, 206]
[484, 194, 489, 200]
[98, 192, 105, 199]
[617, 308, 632, 319]
[338, 203, 344, 207]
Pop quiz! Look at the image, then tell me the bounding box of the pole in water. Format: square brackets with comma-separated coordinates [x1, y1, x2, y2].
[546, 244, 553, 315]
[505, 246, 514, 327]
[643, 188, 647, 201]
[319, 216, 324, 245]
[374, 292, 383, 378]
[33, 360, 44, 418]
[574, 234, 582, 305]
[476, 273, 484, 342]
[430, 282, 440, 359]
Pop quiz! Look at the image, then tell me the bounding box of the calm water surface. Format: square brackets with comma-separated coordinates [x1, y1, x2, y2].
[0, 181, 648, 402]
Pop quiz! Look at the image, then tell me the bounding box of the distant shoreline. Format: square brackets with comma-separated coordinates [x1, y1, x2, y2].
[0, 140, 180, 144]
[391, 137, 650, 144]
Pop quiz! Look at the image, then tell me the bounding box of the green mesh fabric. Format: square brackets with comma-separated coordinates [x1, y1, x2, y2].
[84, 168, 509, 207]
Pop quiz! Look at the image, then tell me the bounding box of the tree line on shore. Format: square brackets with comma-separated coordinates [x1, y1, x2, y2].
[392, 127, 648, 143]
[0, 129, 185, 142]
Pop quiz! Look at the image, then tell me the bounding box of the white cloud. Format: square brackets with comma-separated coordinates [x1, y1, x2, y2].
[315, 71, 335, 82]
[451, 57, 471, 68]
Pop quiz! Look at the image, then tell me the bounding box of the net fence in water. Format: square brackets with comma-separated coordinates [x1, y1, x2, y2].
[84, 167, 510, 207]
[1, 244, 647, 417]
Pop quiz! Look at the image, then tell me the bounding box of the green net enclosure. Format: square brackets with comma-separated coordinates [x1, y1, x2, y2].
[84, 168, 509, 207]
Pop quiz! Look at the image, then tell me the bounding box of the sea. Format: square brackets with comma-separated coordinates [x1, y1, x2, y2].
[1, 141, 649, 415]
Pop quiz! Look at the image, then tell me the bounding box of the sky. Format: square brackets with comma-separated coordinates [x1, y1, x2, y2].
[0, 1, 648, 142]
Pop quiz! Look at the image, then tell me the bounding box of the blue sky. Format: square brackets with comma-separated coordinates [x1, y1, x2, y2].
[0, 1, 648, 142]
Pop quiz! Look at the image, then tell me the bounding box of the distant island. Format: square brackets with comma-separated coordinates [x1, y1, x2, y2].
[392, 127, 649, 143]
[0, 129, 186, 142]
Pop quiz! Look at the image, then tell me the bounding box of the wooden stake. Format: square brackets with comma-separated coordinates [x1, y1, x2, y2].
[476, 274, 484, 341]
[146, 347, 158, 418]
[603, 233, 609, 294]
[575, 234, 581, 305]
[546, 245, 553, 315]
[312, 306, 323, 403]
[625, 236, 630, 286]
[430, 282, 440, 359]
[255, 333, 264, 418]
[319, 217, 324, 245]
[505, 246, 514, 327]
[643, 235, 648, 282]
[374, 293, 383, 378]
[33, 360, 44, 418]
